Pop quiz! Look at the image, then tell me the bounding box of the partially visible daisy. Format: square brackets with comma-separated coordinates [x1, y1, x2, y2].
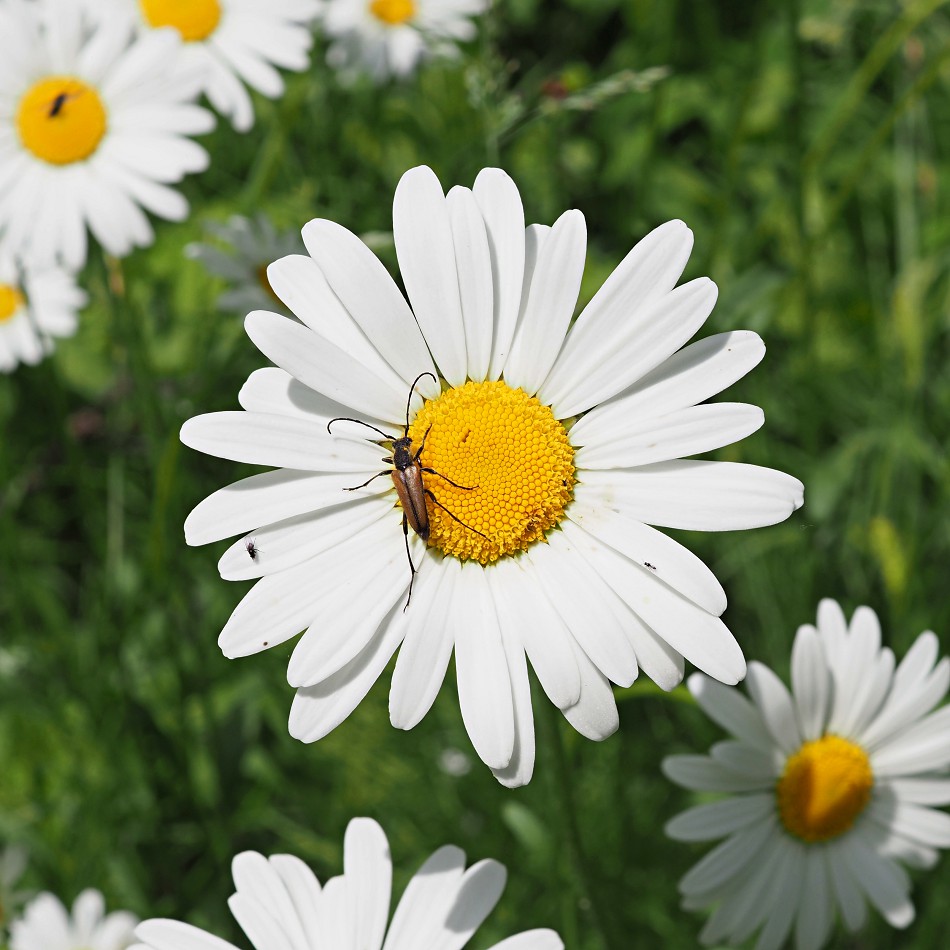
[181, 164, 804, 787]
[186, 214, 303, 317]
[10, 888, 137, 950]
[321, 0, 488, 80]
[0, 252, 87, 371]
[0, 0, 214, 269]
[132, 817, 562, 950]
[663, 598, 950, 949]
[88, 0, 321, 131]
[0, 846, 29, 937]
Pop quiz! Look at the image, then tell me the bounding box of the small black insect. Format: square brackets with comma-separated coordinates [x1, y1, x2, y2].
[644, 562, 657, 571]
[328, 372, 488, 609]
[48, 93, 69, 117]
[244, 538, 259, 561]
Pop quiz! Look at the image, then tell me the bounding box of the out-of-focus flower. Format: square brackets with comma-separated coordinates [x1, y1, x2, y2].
[181, 163, 803, 786]
[186, 214, 303, 318]
[664, 598, 950, 949]
[320, 0, 488, 80]
[132, 817, 562, 950]
[0, 0, 213, 269]
[10, 888, 137, 950]
[88, 0, 321, 131]
[0, 252, 87, 372]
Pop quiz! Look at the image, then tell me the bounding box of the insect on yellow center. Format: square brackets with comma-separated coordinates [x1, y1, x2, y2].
[16, 77, 107, 166]
[776, 735, 874, 843]
[369, 0, 416, 26]
[140, 0, 222, 41]
[0, 284, 25, 324]
[407, 380, 575, 565]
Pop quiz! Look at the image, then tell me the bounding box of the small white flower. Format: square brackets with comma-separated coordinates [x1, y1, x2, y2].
[186, 214, 304, 318]
[0, 0, 214, 269]
[0, 252, 87, 372]
[88, 0, 321, 131]
[181, 164, 804, 787]
[663, 598, 950, 949]
[131, 817, 562, 950]
[11, 888, 137, 950]
[321, 0, 488, 80]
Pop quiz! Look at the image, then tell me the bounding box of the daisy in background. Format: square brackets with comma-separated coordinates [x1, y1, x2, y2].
[0, 251, 88, 372]
[320, 0, 489, 80]
[86, 0, 322, 131]
[0, 0, 214, 270]
[186, 214, 304, 318]
[10, 888, 137, 950]
[0, 846, 29, 937]
[132, 816, 562, 950]
[663, 599, 950, 949]
[181, 164, 804, 787]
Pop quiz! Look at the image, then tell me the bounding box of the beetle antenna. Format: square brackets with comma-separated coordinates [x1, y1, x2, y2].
[405, 372, 437, 432]
[327, 417, 394, 440]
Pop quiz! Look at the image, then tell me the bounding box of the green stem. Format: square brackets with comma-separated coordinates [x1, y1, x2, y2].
[613, 681, 695, 705]
[542, 702, 623, 950]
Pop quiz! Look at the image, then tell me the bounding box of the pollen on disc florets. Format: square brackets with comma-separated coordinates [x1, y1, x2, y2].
[16, 77, 107, 166]
[370, 0, 416, 26]
[407, 379, 575, 565]
[140, 0, 222, 41]
[776, 734, 874, 843]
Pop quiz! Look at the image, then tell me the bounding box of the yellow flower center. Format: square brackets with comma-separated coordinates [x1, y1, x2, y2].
[776, 735, 874, 843]
[16, 77, 107, 165]
[0, 284, 25, 323]
[407, 380, 575, 565]
[140, 0, 222, 41]
[369, 0, 415, 26]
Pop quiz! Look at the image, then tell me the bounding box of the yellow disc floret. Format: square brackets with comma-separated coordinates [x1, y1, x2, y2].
[369, 0, 416, 26]
[140, 0, 222, 41]
[776, 735, 874, 842]
[407, 380, 575, 564]
[0, 284, 25, 324]
[17, 77, 107, 166]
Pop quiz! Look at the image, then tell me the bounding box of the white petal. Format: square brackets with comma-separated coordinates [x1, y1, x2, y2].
[579, 461, 804, 531]
[664, 794, 774, 842]
[134, 919, 239, 950]
[840, 836, 914, 929]
[790, 624, 830, 741]
[745, 661, 802, 755]
[454, 563, 515, 770]
[344, 818, 392, 950]
[489, 619, 536, 789]
[662, 754, 770, 793]
[438, 859, 507, 950]
[487, 932, 563, 950]
[393, 166, 467, 386]
[230, 852, 310, 950]
[560, 637, 619, 741]
[687, 673, 775, 752]
[446, 186, 492, 382]
[301, 218, 437, 388]
[504, 210, 585, 395]
[473, 168, 525, 380]
[678, 820, 776, 896]
[826, 845, 867, 932]
[795, 849, 834, 950]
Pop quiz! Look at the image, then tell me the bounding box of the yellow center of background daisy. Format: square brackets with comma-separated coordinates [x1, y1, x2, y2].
[16, 77, 107, 165]
[0, 284, 25, 323]
[370, 0, 416, 26]
[140, 0, 222, 41]
[776, 735, 874, 842]
[407, 380, 575, 565]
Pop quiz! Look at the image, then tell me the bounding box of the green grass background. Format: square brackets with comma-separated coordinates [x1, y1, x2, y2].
[2, 0, 950, 946]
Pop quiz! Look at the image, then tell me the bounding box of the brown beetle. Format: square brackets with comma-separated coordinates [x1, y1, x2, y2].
[327, 372, 487, 608]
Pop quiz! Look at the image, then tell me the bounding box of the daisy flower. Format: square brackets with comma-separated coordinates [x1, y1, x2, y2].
[0, 251, 88, 372]
[132, 817, 562, 950]
[0, 0, 214, 270]
[10, 888, 137, 950]
[87, 0, 322, 131]
[186, 214, 304, 318]
[321, 0, 489, 80]
[663, 598, 950, 949]
[181, 164, 804, 787]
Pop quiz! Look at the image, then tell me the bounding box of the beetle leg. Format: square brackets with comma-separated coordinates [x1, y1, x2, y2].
[420, 467, 477, 491]
[343, 470, 388, 491]
[413, 424, 433, 462]
[402, 511, 417, 611]
[423, 489, 490, 539]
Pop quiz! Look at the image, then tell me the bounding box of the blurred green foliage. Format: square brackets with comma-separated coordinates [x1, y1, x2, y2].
[3, 0, 950, 947]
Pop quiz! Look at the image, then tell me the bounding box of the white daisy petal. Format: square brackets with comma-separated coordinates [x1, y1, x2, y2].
[231, 852, 311, 950]
[487, 932, 563, 950]
[794, 849, 834, 950]
[841, 837, 914, 929]
[546, 276, 719, 420]
[489, 620, 536, 789]
[393, 165, 467, 386]
[344, 818, 392, 950]
[744, 661, 802, 755]
[438, 860, 507, 950]
[454, 563, 515, 770]
[473, 168, 525, 380]
[662, 755, 767, 793]
[135, 919, 238, 950]
[678, 821, 775, 897]
[665, 794, 774, 842]
[504, 210, 586, 396]
[687, 673, 775, 752]
[560, 637, 619, 742]
[790, 623, 829, 741]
